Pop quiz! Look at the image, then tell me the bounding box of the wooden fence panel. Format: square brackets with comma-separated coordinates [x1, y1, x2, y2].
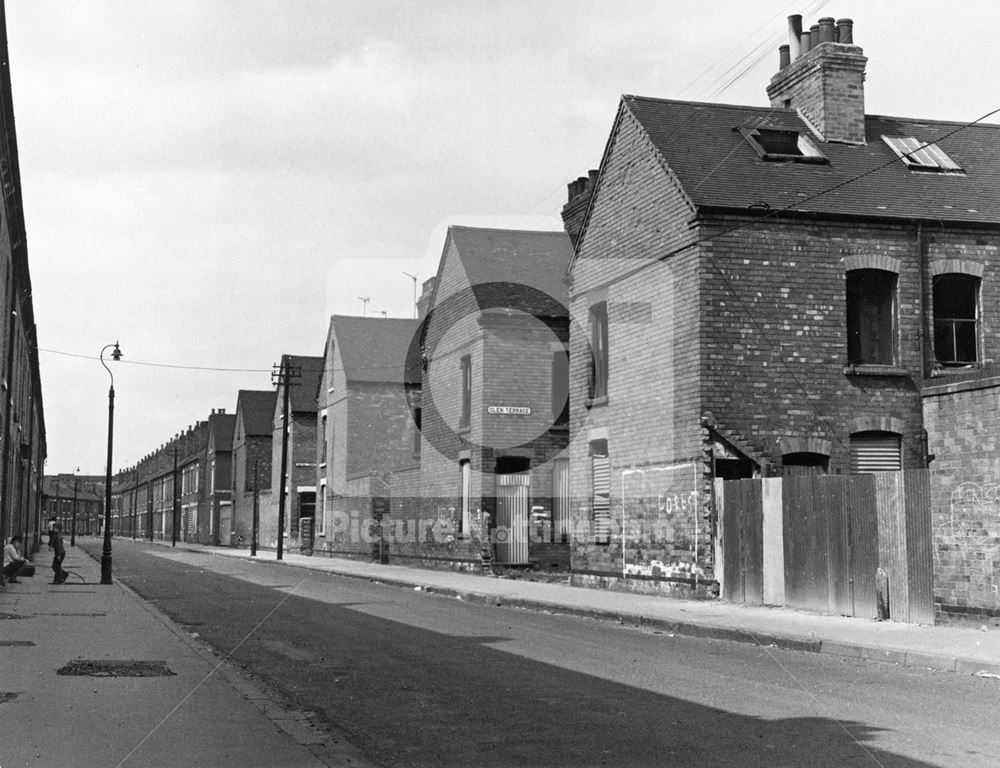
[784, 475, 833, 613]
[721, 479, 763, 604]
[903, 469, 935, 624]
[761, 478, 784, 606]
[875, 472, 910, 622]
[824, 477, 850, 616]
[847, 474, 879, 620]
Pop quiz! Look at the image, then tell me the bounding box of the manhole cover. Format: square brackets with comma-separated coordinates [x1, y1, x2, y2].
[0, 691, 20, 703]
[0, 640, 34, 647]
[37, 612, 107, 617]
[57, 660, 175, 677]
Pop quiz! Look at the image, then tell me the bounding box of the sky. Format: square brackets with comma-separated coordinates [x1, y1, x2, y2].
[4, 0, 998, 475]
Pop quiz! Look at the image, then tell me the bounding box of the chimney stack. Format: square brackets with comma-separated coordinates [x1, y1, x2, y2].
[560, 169, 600, 248]
[416, 277, 436, 320]
[768, 13, 867, 145]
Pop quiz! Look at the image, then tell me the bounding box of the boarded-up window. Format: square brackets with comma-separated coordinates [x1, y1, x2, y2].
[846, 270, 896, 365]
[850, 432, 901, 473]
[591, 442, 610, 545]
[588, 302, 608, 400]
[460, 355, 472, 429]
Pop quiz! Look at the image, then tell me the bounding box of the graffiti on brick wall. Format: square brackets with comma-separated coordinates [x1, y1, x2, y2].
[934, 483, 1000, 578]
[620, 463, 704, 579]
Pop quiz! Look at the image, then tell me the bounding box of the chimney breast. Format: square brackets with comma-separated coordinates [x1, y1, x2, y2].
[767, 13, 867, 144]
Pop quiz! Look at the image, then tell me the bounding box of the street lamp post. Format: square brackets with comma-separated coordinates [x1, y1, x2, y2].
[71, 468, 79, 547]
[100, 341, 122, 585]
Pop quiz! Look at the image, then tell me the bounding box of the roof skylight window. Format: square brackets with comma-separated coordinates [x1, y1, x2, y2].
[882, 136, 963, 172]
[740, 127, 827, 163]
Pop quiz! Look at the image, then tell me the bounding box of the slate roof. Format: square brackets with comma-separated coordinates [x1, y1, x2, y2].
[623, 95, 1000, 225]
[331, 315, 421, 385]
[446, 226, 572, 317]
[236, 390, 277, 437]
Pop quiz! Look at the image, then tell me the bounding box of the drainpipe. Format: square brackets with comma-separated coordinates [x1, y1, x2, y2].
[917, 223, 928, 380]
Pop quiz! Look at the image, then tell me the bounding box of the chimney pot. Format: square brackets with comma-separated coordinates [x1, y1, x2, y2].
[778, 44, 790, 69]
[588, 168, 599, 185]
[787, 15, 802, 60]
[801, 29, 812, 52]
[818, 17, 836, 43]
[836, 18, 854, 44]
[810, 23, 820, 44]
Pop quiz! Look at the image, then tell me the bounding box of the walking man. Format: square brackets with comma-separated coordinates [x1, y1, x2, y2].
[51, 522, 67, 584]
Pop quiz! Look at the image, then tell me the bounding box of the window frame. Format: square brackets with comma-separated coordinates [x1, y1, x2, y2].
[932, 272, 980, 367]
[846, 268, 898, 368]
[882, 135, 963, 173]
[588, 302, 609, 403]
[740, 126, 828, 164]
[459, 354, 472, 431]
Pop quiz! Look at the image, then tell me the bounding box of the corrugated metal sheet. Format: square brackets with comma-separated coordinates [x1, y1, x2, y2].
[592, 455, 610, 544]
[495, 475, 529, 565]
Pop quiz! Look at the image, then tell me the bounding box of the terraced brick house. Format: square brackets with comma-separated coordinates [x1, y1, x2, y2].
[564, 12, 1000, 616]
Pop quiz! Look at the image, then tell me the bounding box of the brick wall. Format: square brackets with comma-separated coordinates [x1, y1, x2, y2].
[923, 373, 1000, 624]
[700, 217, 928, 474]
[568, 105, 707, 593]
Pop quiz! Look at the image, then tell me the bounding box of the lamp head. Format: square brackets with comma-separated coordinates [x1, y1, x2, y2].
[110, 341, 123, 361]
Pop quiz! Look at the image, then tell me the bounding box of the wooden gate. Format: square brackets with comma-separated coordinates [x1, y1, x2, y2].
[495, 473, 529, 564]
[782, 474, 879, 617]
[218, 502, 232, 545]
[721, 471, 931, 622]
[721, 479, 764, 604]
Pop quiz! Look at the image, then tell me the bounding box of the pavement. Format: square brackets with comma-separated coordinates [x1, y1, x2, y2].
[2, 538, 999, 767]
[0, 542, 371, 768]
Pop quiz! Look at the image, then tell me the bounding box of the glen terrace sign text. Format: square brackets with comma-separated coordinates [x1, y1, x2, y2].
[487, 405, 531, 416]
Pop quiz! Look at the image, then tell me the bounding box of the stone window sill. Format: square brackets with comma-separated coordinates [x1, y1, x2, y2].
[843, 364, 909, 377]
[585, 396, 609, 409]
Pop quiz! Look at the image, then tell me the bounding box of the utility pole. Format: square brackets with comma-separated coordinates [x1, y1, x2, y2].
[272, 357, 301, 560]
[251, 458, 259, 557]
[358, 296, 370, 317]
[172, 444, 179, 547]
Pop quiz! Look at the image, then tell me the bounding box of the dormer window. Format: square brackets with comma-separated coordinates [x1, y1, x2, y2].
[882, 136, 963, 172]
[740, 127, 827, 163]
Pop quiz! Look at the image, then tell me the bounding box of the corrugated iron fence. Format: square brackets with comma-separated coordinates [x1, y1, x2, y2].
[718, 470, 933, 623]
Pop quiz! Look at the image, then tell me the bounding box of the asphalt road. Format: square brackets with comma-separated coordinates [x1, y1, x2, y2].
[89, 540, 999, 768]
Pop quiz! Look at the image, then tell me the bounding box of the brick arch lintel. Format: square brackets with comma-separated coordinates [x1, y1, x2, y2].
[778, 436, 832, 457]
[848, 415, 904, 435]
[928, 258, 985, 278]
[842, 254, 902, 273]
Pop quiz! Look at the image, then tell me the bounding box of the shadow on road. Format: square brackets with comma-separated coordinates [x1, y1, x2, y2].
[103, 541, 956, 768]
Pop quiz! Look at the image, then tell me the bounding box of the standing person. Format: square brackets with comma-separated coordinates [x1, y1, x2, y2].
[47, 517, 57, 549]
[51, 522, 67, 584]
[3, 535, 26, 583]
